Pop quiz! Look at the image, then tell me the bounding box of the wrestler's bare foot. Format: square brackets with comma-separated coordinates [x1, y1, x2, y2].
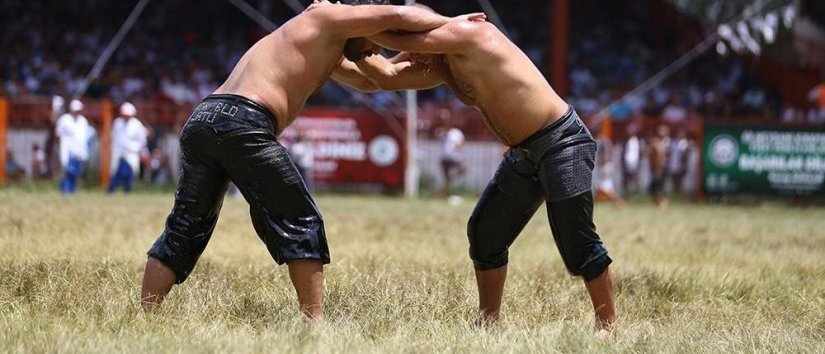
[288, 260, 325, 321]
[472, 310, 500, 328]
[585, 267, 617, 331]
[474, 266, 507, 327]
[595, 328, 613, 341]
[140, 257, 176, 312]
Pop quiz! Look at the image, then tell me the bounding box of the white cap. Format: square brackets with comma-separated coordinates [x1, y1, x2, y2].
[69, 99, 84, 112]
[52, 96, 65, 111]
[120, 102, 137, 117]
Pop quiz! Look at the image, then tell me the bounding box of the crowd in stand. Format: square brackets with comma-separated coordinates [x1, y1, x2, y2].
[1, 1, 259, 104]
[2, 0, 816, 120]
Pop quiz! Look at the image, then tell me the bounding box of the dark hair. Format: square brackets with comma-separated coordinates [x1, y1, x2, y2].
[341, 0, 390, 5]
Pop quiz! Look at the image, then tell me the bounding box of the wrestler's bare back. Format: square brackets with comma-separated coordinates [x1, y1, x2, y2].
[375, 19, 570, 146]
[442, 32, 569, 145]
[214, 14, 346, 131]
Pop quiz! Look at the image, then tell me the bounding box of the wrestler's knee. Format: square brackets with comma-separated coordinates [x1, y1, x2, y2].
[547, 193, 612, 281]
[147, 233, 201, 284]
[146, 211, 216, 284]
[467, 212, 509, 270]
[560, 244, 613, 281]
[552, 212, 611, 281]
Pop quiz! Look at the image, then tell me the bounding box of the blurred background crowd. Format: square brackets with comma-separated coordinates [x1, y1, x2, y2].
[4, 1, 823, 116]
[2, 0, 824, 199]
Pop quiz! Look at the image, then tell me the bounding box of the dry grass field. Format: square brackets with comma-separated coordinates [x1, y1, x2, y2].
[1, 189, 824, 353]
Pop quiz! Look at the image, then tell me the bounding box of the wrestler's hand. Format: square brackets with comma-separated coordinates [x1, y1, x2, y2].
[457, 13, 487, 22]
[306, 0, 328, 12]
[383, 12, 486, 36]
[355, 53, 410, 80]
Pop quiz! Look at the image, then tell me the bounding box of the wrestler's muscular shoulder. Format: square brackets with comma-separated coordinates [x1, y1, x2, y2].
[440, 22, 502, 105]
[234, 13, 347, 122]
[277, 13, 346, 70]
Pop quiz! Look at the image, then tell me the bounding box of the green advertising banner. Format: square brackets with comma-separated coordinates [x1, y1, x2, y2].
[703, 125, 825, 196]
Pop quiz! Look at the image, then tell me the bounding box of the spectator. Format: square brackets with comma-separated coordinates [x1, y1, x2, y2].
[608, 94, 634, 122]
[810, 83, 825, 109]
[110, 106, 127, 177]
[55, 99, 92, 194]
[667, 130, 691, 194]
[108, 102, 148, 193]
[440, 125, 467, 197]
[44, 95, 67, 179]
[662, 96, 688, 124]
[595, 137, 625, 206]
[741, 87, 768, 114]
[648, 125, 671, 208]
[809, 83, 825, 121]
[622, 126, 643, 194]
[148, 148, 170, 185]
[31, 144, 47, 179]
[6, 150, 26, 182]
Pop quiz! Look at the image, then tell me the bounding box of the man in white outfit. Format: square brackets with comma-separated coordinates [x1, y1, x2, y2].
[622, 127, 643, 195]
[111, 106, 127, 178]
[55, 99, 92, 194]
[440, 126, 466, 196]
[108, 102, 147, 193]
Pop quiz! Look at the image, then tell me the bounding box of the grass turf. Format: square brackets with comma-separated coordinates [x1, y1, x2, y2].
[1, 190, 824, 352]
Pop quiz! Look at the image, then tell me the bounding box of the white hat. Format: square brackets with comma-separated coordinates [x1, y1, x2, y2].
[52, 96, 65, 112]
[120, 102, 137, 117]
[69, 99, 84, 112]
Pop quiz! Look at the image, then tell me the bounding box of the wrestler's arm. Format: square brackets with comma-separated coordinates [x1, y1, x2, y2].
[309, 4, 453, 37]
[331, 59, 380, 92]
[370, 17, 490, 54]
[353, 53, 444, 91]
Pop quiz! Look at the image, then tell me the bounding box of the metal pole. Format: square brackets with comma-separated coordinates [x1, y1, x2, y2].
[404, 0, 419, 198]
[99, 100, 113, 188]
[592, 1, 786, 118]
[74, 0, 152, 98]
[282, 0, 306, 13]
[228, 0, 278, 31]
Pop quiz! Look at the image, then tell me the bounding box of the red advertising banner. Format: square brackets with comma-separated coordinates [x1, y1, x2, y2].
[281, 108, 406, 190]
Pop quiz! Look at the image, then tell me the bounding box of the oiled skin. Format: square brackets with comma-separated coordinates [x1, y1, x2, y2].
[371, 18, 569, 146]
[215, 2, 451, 132]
